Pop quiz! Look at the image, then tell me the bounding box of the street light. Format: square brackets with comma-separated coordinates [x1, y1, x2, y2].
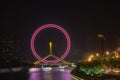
[96, 53, 99, 57]
[105, 51, 110, 58]
[88, 57, 92, 62]
[106, 51, 109, 55]
[90, 54, 94, 58]
[87, 54, 94, 62]
[114, 51, 119, 58]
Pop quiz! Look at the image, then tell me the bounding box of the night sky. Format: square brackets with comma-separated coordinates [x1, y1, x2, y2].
[1, 1, 120, 62]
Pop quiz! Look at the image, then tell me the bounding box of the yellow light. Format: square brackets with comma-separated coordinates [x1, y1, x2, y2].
[96, 53, 99, 57]
[49, 41, 52, 54]
[115, 55, 119, 58]
[88, 57, 92, 62]
[97, 34, 104, 38]
[90, 54, 94, 58]
[112, 56, 115, 59]
[49, 41, 52, 46]
[114, 51, 119, 58]
[106, 51, 109, 55]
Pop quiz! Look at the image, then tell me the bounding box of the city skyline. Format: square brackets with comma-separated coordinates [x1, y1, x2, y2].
[1, 1, 120, 62]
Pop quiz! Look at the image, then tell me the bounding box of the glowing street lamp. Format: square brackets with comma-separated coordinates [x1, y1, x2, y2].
[106, 51, 109, 55]
[90, 54, 94, 58]
[96, 53, 99, 57]
[88, 57, 92, 62]
[87, 54, 94, 62]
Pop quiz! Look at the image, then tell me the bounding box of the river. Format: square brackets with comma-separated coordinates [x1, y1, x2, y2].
[0, 67, 74, 80]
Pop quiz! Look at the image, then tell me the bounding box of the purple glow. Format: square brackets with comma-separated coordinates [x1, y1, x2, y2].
[29, 67, 73, 80]
[31, 24, 71, 64]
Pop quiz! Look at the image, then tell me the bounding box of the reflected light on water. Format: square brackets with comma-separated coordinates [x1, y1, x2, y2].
[28, 67, 73, 80]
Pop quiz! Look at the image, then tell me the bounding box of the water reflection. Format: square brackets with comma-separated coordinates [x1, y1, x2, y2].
[0, 67, 73, 80]
[29, 67, 73, 80]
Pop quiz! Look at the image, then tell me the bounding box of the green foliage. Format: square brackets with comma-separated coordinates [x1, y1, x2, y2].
[72, 58, 120, 78]
[78, 66, 102, 77]
[76, 59, 103, 77]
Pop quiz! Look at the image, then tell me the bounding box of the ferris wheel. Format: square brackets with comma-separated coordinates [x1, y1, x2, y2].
[31, 24, 71, 64]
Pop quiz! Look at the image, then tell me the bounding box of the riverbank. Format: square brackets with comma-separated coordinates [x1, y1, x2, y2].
[71, 67, 120, 80]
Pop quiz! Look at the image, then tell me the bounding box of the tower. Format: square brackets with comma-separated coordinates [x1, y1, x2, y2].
[97, 34, 105, 57]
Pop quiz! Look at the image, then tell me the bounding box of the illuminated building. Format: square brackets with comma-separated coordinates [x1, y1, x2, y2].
[97, 34, 105, 57]
[0, 33, 21, 66]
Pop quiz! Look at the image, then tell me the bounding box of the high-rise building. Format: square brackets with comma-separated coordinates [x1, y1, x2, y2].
[97, 34, 105, 57]
[0, 33, 21, 65]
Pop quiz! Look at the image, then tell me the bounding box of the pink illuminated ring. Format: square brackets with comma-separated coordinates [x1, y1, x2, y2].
[31, 24, 71, 64]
